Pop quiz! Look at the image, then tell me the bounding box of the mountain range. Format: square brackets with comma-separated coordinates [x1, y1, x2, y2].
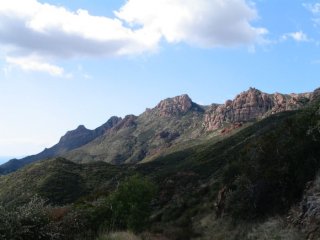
[1, 87, 318, 175]
[1, 87, 320, 239]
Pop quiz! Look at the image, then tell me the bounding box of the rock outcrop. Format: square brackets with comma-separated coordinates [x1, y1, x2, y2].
[289, 176, 320, 240]
[112, 115, 137, 131]
[155, 94, 194, 117]
[204, 88, 312, 131]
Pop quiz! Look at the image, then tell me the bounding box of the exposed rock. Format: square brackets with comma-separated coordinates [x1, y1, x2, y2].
[94, 116, 122, 135]
[289, 176, 320, 240]
[155, 94, 194, 117]
[214, 186, 227, 218]
[311, 88, 320, 101]
[112, 115, 137, 131]
[158, 130, 180, 143]
[204, 88, 312, 131]
[220, 122, 243, 135]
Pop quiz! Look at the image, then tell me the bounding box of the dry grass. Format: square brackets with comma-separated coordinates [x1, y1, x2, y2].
[97, 231, 141, 240]
[246, 217, 304, 240]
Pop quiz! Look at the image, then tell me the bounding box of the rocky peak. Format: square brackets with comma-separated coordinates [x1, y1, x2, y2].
[59, 125, 92, 144]
[204, 88, 312, 131]
[95, 116, 122, 135]
[155, 94, 193, 117]
[112, 115, 137, 131]
[311, 88, 320, 101]
[76, 125, 87, 131]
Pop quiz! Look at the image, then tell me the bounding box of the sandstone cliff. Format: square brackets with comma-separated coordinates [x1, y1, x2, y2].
[204, 88, 312, 131]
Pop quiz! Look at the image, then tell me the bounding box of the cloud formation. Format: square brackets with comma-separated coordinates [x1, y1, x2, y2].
[303, 2, 320, 27]
[281, 31, 309, 42]
[303, 3, 320, 14]
[0, 0, 266, 75]
[6, 56, 64, 76]
[116, 0, 267, 47]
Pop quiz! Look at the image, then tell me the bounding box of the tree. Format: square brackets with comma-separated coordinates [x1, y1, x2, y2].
[107, 175, 156, 232]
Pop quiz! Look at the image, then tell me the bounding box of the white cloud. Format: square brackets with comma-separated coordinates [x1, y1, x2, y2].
[303, 2, 320, 28]
[0, 0, 266, 75]
[116, 0, 267, 48]
[281, 31, 309, 42]
[303, 3, 320, 14]
[6, 56, 65, 76]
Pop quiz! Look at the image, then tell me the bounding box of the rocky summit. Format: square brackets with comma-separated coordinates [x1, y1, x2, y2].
[203, 87, 312, 131]
[155, 94, 194, 116]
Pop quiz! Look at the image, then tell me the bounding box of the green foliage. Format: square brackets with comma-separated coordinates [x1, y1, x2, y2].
[1, 102, 320, 239]
[106, 175, 156, 233]
[0, 196, 52, 240]
[223, 103, 320, 219]
[39, 170, 87, 205]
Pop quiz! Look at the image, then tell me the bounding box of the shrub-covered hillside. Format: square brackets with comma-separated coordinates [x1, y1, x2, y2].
[0, 99, 320, 239]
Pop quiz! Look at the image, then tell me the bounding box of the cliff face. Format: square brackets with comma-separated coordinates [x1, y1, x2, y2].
[204, 88, 312, 131]
[155, 94, 194, 117]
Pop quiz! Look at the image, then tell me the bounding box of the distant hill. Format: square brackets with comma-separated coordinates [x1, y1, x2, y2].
[1, 87, 318, 175]
[0, 157, 11, 164]
[0, 116, 122, 174]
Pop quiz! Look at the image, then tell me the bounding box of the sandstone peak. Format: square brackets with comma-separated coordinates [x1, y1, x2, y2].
[155, 94, 193, 117]
[204, 88, 313, 131]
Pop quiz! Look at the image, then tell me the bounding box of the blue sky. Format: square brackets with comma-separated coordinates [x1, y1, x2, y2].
[0, 0, 320, 160]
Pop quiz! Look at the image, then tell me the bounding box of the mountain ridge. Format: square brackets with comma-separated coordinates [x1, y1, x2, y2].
[1, 97, 320, 239]
[0, 116, 122, 174]
[0, 87, 317, 174]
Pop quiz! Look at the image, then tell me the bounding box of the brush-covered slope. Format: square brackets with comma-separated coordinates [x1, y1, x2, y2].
[63, 94, 206, 164]
[0, 97, 320, 239]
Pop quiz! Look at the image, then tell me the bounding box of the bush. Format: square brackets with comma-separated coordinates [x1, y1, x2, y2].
[106, 175, 156, 233]
[0, 196, 52, 240]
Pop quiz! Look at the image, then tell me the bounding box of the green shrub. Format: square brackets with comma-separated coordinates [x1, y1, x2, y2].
[106, 175, 156, 233]
[0, 196, 52, 240]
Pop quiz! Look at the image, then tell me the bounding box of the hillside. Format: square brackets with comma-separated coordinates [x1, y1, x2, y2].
[0, 87, 316, 175]
[0, 93, 320, 239]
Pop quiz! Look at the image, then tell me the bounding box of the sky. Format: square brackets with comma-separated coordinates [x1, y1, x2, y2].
[0, 0, 320, 161]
